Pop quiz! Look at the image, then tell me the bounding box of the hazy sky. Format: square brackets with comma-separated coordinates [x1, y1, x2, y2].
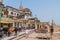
[3, 0, 60, 25]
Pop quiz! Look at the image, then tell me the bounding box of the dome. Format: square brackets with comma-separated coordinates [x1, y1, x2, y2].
[23, 8, 31, 12]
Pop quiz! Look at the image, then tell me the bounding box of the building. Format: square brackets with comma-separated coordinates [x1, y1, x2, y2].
[0, 0, 37, 29]
[0, 0, 60, 36]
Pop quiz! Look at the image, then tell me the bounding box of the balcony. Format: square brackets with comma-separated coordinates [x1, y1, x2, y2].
[0, 17, 12, 21]
[0, 17, 13, 23]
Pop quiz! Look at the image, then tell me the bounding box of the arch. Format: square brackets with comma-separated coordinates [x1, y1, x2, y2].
[44, 25, 50, 33]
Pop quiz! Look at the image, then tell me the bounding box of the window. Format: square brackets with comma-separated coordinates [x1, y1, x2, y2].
[40, 25, 41, 28]
[44, 26, 47, 29]
[37, 25, 39, 29]
[17, 14, 19, 16]
[32, 24, 35, 29]
[11, 12, 13, 14]
[30, 18, 35, 20]
[9, 16, 13, 18]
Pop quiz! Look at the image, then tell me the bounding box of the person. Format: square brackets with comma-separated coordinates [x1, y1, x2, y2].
[0, 27, 3, 38]
[25, 30, 29, 38]
[14, 27, 18, 35]
[7, 27, 15, 36]
[18, 26, 21, 32]
[3, 27, 9, 36]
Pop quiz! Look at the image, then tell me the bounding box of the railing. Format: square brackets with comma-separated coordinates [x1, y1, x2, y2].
[1, 17, 12, 21]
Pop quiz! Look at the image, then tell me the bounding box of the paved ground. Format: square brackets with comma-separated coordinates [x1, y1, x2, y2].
[19, 32, 39, 40]
[19, 32, 51, 40]
[1, 32, 25, 40]
[1, 29, 35, 40]
[1, 30, 60, 40]
[51, 33, 60, 40]
[19, 32, 60, 40]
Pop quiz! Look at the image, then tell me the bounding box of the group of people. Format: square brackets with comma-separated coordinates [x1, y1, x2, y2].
[0, 25, 35, 38]
[0, 27, 22, 38]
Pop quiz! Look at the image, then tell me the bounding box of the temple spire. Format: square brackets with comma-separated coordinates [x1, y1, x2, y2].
[52, 19, 53, 25]
[52, 19, 56, 27]
[52, 19, 54, 26]
[19, 0, 23, 13]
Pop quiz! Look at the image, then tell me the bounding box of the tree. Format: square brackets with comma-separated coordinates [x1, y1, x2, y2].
[35, 19, 40, 22]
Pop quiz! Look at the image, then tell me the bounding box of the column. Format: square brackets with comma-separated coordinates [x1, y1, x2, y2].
[13, 22, 15, 27]
[35, 22, 37, 30]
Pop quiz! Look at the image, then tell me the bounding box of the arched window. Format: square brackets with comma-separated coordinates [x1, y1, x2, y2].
[32, 24, 35, 29]
[44, 26, 48, 29]
[11, 12, 13, 14]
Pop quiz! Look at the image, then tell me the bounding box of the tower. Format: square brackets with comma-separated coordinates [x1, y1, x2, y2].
[50, 19, 55, 35]
[52, 20, 56, 26]
[19, 0, 23, 13]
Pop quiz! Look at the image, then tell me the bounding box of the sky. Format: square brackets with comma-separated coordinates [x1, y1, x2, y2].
[3, 0, 60, 25]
